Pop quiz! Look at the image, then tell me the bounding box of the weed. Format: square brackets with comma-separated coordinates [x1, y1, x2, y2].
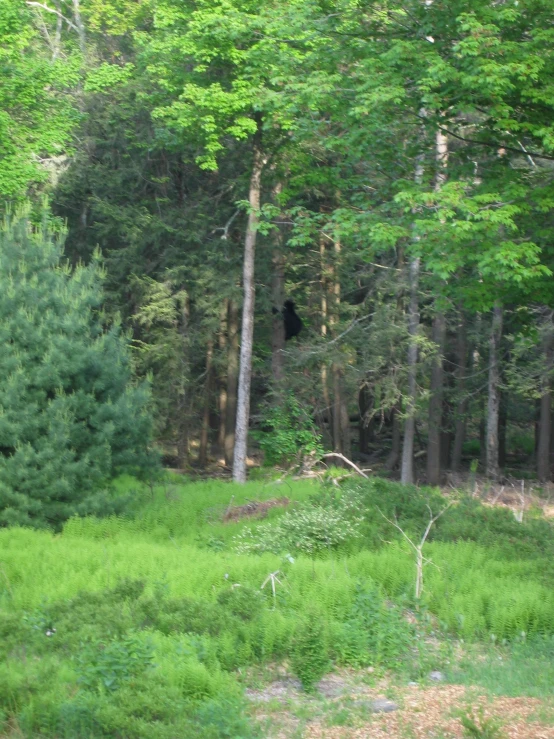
[460, 708, 506, 738]
[76, 633, 155, 692]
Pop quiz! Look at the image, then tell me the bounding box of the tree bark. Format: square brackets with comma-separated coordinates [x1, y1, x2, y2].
[486, 304, 503, 480]
[232, 135, 265, 482]
[498, 393, 507, 469]
[271, 247, 286, 386]
[198, 339, 214, 467]
[451, 312, 469, 472]
[400, 256, 420, 485]
[538, 310, 554, 482]
[225, 299, 239, 467]
[386, 406, 402, 471]
[401, 147, 425, 485]
[176, 294, 190, 469]
[425, 127, 448, 485]
[358, 384, 373, 456]
[218, 300, 228, 456]
[320, 236, 332, 446]
[328, 238, 350, 457]
[427, 312, 446, 485]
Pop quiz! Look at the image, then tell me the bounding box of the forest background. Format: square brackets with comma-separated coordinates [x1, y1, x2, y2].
[3, 0, 554, 494]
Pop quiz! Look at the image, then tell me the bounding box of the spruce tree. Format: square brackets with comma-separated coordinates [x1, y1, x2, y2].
[0, 210, 155, 528]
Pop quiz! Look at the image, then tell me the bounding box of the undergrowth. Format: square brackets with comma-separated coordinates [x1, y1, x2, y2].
[0, 474, 553, 737]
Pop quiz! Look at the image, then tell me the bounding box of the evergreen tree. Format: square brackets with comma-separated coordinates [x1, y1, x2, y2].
[0, 209, 155, 529]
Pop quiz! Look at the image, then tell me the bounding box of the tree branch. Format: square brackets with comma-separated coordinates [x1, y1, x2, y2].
[322, 452, 370, 479]
[26, 1, 79, 33]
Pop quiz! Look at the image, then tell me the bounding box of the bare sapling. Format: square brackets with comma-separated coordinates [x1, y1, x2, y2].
[379, 502, 452, 602]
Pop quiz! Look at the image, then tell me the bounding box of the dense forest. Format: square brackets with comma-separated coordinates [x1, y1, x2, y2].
[3, 0, 554, 496]
[5, 3, 554, 737]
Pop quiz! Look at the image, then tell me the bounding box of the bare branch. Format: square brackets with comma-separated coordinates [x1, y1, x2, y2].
[26, 1, 79, 33]
[212, 209, 240, 240]
[322, 452, 370, 479]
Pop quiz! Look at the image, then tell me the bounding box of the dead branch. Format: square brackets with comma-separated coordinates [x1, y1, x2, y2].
[322, 453, 370, 479]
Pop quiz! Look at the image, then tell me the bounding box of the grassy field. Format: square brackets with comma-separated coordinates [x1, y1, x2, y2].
[1, 474, 554, 738]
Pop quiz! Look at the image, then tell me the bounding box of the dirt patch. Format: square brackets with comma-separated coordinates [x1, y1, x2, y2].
[249, 672, 554, 739]
[306, 683, 554, 738]
[223, 497, 290, 522]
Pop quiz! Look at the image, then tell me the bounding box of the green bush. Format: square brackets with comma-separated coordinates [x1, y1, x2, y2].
[0, 210, 157, 530]
[234, 503, 361, 556]
[333, 586, 415, 670]
[253, 394, 323, 466]
[193, 697, 261, 739]
[291, 612, 330, 691]
[76, 634, 155, 692]
[216, 585, 263, 621]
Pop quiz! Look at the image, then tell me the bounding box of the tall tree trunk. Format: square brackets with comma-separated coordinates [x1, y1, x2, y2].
[271, 243, 286, 386]
[225, 299, 239, 467]
[319, 244, 333, 444]
[401, 148, 425, 485]
[538, 310, 554, 482]
[320, 235, 333, 446]
[233, 136, 265, 482]
[176, 294, 190, 469]
[486, 304, 503, 480]
[427, 312, 446, 485]
[358, 384, 373, 456]
[498, 394, 507, 469]
[451, 312, 469, 472]
[426, 127, 448, 485]
[329, 238, 350, 457]
[198, 340, 214, 467]
[218, 300, 228, 457]
[400, 256, 420, 485]
[386, 406, 402, 471]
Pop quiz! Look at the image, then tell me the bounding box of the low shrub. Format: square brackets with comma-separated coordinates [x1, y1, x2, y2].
[291, 611, 330, 691]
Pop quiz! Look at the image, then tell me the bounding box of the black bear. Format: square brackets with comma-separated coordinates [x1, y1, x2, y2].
[273, 299, 303, 340]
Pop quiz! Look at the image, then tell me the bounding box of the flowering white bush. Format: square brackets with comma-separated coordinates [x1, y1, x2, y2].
[234, 505, 362, 557]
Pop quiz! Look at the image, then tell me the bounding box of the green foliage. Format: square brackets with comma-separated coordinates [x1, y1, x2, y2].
[291, 612, 330, 692]
[1, 476, 554, 736]
[193, 697, 261, 739]
[77, 634, 155, 692]
[0, 211, 156, 529]
[216, 586, 263, 622]
[333, 585, 414, 671]
[234, 502, 361, 556]
[460, 708, 506, 739]
[0, 0, 81, 199]
[449, 635, 554, 699]
[254, 394, 324, 467]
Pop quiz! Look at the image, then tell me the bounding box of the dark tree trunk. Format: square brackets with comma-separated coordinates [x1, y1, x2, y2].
[401, 257, 420, 484]
[176, 295, 190, 469]
[498, 394, 507, 469]
[217, 300, 228, 456]
[486, 304, 503, 480]
[538, 310, 554, 482]
[451, 312, 469, 472]
[271, 183, 286, 387]
[225, 299, 239, 467]
[198, 339, 214, 467]
[320, 236, 332, 447]
[386, 406, 402, 472]
[427, 312, 446, 485]
[358, 384, 373, 456]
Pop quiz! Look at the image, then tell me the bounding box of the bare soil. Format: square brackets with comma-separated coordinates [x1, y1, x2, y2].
[247, 670, 554, 739]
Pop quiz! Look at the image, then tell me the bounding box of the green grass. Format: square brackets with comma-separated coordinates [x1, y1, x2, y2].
[449, 636, 554, 698]
[1, 474, 554, 737]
